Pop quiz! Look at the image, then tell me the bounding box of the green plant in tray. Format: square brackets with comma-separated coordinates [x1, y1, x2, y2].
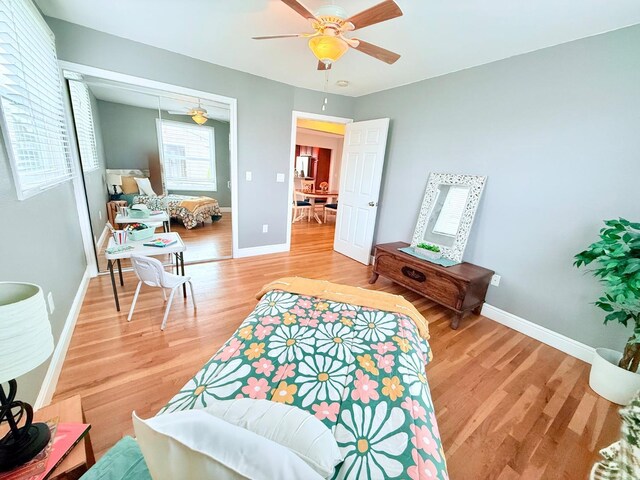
[416, 243, 441, 253]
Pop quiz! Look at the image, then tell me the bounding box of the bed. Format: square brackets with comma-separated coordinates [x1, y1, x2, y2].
[83, 278, 448, 480]
[126, 193, 222, 229]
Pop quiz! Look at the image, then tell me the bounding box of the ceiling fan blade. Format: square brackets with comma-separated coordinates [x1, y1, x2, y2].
[317, 61, 332, 71]
[252, 34, 305, 40]
[281, 0, 317, 21]
[345, 0, 403, 31]
[353, 39, 401, 64]
[167, 111, 190, 115]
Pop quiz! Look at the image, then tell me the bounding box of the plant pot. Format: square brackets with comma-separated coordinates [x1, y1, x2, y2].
[589, 347, 640, 405]
[413, 246, 442, 261]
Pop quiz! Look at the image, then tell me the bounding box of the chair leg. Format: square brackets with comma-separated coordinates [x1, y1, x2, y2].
[324, 209, 327, 223]
[161, 287, 177, 330]
[188, 281, 197, 310]
[127, 281, 142, 322]
[162, 288, 167, 301]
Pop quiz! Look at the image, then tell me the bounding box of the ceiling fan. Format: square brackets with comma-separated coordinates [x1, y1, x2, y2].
[168, 101, 209, 125]
[253, 0, 403, 70]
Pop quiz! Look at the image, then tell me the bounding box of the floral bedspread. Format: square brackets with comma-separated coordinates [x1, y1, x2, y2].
[160, 290, 448, 480]
[133, 194, 221, 229]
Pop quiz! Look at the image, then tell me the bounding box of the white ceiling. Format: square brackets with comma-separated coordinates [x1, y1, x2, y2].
[39, 0, 640, 97]
[78, 76, 231, 121]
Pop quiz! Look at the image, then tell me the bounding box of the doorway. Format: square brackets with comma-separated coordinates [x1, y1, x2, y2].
[61, 62, 239, 275]
[286, 111, 352, 253]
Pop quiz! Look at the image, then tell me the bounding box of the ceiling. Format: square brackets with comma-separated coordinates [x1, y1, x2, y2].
[39, 0, 640, 97]
[75, 75, 231, 121]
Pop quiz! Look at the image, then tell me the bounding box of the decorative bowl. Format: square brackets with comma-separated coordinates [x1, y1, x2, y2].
[413, 246, 443, 261]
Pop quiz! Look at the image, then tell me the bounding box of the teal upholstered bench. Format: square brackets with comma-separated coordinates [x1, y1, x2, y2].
[81, 436, 151, 480]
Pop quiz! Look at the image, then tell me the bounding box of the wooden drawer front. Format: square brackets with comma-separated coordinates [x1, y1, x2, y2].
[375, 254, 462, 309]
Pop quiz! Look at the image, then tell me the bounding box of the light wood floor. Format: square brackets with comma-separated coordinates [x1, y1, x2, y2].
[54, 220, 620, 479]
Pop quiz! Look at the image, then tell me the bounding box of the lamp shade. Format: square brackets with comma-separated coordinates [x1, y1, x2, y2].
[308, 35, 349, 64]
[0, 283, 53, 383]
[106, 173, 122, 186]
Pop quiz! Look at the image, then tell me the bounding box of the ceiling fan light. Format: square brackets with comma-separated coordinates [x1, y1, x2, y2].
[308, 35, 348, 64]
[192, 112, 208, 125]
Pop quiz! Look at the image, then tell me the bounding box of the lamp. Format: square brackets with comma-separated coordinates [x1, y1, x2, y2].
[308, 35, 349, 66]
[0, 283, 54, 472]
[106, 173, 122, 197]
[191, 111, 208, 126]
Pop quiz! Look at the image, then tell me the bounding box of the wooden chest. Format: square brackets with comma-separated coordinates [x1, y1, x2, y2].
[370, 242, 494, 329]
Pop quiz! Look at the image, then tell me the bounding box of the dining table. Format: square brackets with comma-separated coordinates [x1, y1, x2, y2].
[295, 189, 339, 223]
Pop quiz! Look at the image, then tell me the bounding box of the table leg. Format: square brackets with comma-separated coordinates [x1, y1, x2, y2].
[116, 259, 124, 286]
[164, 220, 170, 233]
[180, 252, 186, 298]
[108, 260, 120, 312]
[312, 198, 322, 223]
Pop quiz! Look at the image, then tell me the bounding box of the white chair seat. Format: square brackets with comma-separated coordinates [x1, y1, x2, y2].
[128, 255, 196, 330]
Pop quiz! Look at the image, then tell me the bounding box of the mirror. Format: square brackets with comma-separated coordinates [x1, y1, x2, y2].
[64, 70, 234, 273]
[411, 173, 487, 263]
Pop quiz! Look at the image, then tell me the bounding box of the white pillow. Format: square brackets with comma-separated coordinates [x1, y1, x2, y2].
[204, 399, 342, 478]
[134, 177, 156, 196]
[132, 410, 323, 480]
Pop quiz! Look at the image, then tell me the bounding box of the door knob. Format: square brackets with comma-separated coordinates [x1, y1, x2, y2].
[368, 201, 378, 207]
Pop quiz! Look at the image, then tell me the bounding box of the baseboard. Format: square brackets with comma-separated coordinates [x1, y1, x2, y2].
[34, 267, 91, 409]
[219, 207, 232, 213]
[481, 303, 595, 364]
[235, 243, 288, 258]
[96, 223, 109, 251]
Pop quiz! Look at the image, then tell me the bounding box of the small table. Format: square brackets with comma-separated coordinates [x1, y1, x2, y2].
[115, 211, 170, 233]
[36, 396, 94, 479]
[295, 190, 339, 223]
[105, 232, 186, 311]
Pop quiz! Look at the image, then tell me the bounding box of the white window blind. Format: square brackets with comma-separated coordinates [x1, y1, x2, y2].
[68, 80, 99, 172]
[0, 0, 72, 199]
[158, 119, 216, 191]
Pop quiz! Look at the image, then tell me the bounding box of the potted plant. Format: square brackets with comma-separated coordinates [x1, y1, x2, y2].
[574, 218, 640, 405]
[413, 242, 442, 261]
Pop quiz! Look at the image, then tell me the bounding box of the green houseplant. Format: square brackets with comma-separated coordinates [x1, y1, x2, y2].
[414, 242, 442, 261]
[574, 218, 640, 404]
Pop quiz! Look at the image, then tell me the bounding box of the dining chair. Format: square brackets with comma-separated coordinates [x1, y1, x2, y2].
[301, 179, 315, 193]
[293, 191, 312, 223]
[128, 255, 196, 330]
[324, 203, 338, 223]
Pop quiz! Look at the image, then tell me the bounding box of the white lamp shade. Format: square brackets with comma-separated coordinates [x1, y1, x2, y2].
[106, 173, 122, 186]
[0, 283, 53, 383]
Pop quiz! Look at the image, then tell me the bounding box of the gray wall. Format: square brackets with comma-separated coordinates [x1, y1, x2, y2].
[354, 24, 640, 350]
[81, 90, 109, 243]
[0, 131, 87, 403]
[97, 101, 232, 207]
[47, 17, 355, 248]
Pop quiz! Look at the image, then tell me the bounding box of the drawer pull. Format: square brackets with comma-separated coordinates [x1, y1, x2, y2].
[401, 266, 426, 282]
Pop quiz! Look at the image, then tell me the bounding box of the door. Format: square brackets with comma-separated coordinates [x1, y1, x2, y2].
[333, 118, 390, 265]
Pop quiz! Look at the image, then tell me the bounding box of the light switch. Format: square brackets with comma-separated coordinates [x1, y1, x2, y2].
[276, 173, 285, 183]
[245, 171, 252, 181]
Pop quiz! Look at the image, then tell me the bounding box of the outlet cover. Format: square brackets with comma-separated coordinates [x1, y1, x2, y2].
[262, 224, 268, 233]
[245, 171, 252, 181]
[491, 274, 501, 287]
[47, 292, 55, 314]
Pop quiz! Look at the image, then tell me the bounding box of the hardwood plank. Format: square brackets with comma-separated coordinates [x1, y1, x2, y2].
[53, 219, 621, 477]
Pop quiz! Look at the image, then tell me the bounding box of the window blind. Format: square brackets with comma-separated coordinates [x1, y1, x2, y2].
[158, 119, 216, 191]
[68, 80, 99, 172]
[0, 0, 72, 199]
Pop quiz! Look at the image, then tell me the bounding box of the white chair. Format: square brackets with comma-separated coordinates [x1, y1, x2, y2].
[292, 191, 312, 223]
[128, 255, 196, 330]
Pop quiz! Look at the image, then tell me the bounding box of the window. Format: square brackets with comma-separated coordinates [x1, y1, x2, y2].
[157, 119, 216, 191]
[68, 80, 99, 172]
[0, 0, 73, 199]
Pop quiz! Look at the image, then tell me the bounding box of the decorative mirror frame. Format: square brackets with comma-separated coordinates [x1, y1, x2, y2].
[411, 173, 487, 263]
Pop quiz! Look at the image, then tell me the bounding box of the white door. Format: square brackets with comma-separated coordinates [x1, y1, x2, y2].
[333, 118, 390, 265]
